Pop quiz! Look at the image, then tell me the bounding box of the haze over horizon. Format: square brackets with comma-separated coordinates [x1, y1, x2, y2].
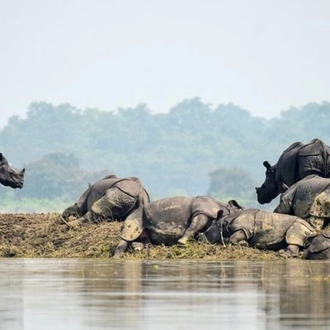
[1, 0, 330, 127]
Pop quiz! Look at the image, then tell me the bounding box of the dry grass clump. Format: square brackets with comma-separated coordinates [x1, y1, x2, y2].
[0, 213, 291, 260]
[0, 213, 120, 258]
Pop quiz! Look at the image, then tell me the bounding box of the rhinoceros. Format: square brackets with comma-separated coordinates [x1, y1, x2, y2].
[274, 174, 330, 230]
[198, 209, 317, 256]
[256, 138, 330, 204]
[62, 174, 150, 225]
[113, 196, 243, 257]
[303, 228, 330, 260]
[0, 153, 25, 189]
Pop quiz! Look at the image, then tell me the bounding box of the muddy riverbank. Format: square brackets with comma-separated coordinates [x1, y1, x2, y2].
[0, 213, 292, 259]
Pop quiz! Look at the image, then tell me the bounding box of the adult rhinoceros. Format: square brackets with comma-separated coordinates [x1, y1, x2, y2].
[256, 138, 330, 204]
[62, 174, 150, 225]
[198, 209, 317, 257]
[113, 196, 243, 257]
[274, 174, 330, 230]
[0, 153, 25, 189]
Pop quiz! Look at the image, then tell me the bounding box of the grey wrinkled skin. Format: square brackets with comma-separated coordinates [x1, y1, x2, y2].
[0, 153, 25, 189]
[304, 228, 330, 260]
[200, 209, 317, 257]
[62, 174, 150, 224]
[113, 196, 244, 257]
[274, 175, 330, 230]
[256, 138, 330, 204]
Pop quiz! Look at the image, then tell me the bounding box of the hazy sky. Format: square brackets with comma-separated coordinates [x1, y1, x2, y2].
[1, 0, 330, 127]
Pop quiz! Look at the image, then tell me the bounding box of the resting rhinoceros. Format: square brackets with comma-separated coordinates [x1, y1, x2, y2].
[274, 174, 330, 230]
[113, 196, 243, 257]
[198, 209, 317, 256]
[256, 138, 330, 204]
[303, 228, 330, 260]
[62, 174, 150, 224]
[0, 153, 25, 189]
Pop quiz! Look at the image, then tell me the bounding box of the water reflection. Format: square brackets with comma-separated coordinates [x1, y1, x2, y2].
[1, 259, 330, 330]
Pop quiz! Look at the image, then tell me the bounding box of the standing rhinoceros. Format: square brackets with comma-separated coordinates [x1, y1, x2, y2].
[274, 174, 330, 230]
[62, 174, 150, 225]
[198, 209, 317, 256]
[303, 228, 330, 260]
[0, 153, 25, 189]
[113, 196, 243, 257]
[256, 138, 330, 204]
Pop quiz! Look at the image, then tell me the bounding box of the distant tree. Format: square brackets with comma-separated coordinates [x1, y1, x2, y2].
[19, 153, 110, 200]
[1, 98, 330, 207]
[208, 167, 259, 208]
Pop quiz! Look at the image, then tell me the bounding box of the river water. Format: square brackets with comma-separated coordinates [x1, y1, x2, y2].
[1, 258, 330, 330]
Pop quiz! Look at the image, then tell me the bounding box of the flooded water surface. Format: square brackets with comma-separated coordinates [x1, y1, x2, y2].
[1, 258, 330, 330]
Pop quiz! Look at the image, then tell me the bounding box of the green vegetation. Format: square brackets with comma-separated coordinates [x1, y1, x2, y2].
[1, 98, 330, 212]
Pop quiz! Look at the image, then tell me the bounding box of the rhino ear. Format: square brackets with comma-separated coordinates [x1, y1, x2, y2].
[263, 161, 271, 170]
[0, 153, 8, 166]
[217, 209, 224, 219]
[227, 199, 244, 210]
[279, 182, 289, 193]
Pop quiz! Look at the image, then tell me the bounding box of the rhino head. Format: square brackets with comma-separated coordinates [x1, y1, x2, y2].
[198, 205, 243, 245]
[0, 153, 25, 189]
[255, 161, 288, 204]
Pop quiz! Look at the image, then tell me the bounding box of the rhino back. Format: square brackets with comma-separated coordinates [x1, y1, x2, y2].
[145, 197, 192, 228]
[297, 138, 330, 178]
[276, 141, 303, 186]
[86, 177, 120, 210]
[191, 196, 222, 219]
[143, 197, 193, 239]
[251, 211, 297, 247]
[293, 175, 330, 218]
[115, 177, 145, 197]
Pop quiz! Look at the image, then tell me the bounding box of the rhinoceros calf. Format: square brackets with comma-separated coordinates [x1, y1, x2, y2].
[62, 174, 150, 225]
[304, 228, 330, 260]
[256, 138, 330, 204]
[113, 196, 243, 257]
[0, 153, 25, 189]
[274, 174, 330, 230]
[199, 209, 317, 257]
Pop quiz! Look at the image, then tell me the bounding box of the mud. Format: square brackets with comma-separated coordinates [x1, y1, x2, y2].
[0, 213, 292, 259]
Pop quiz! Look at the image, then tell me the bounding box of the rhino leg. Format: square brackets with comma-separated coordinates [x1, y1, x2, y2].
[279, 245, 300, 257]
[113, 239, 129, 258]
[282, 219, 317, 256]
[70, 211, 94, 226]
[131, 241, 146, 251]
[92, 187, 136, 221]
[178, 214, 211, 245]
[228, 230, 249, 246]
[68, 211, 94, 228]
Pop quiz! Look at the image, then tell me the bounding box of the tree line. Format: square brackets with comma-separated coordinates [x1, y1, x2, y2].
[1, 98, 330, 212]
